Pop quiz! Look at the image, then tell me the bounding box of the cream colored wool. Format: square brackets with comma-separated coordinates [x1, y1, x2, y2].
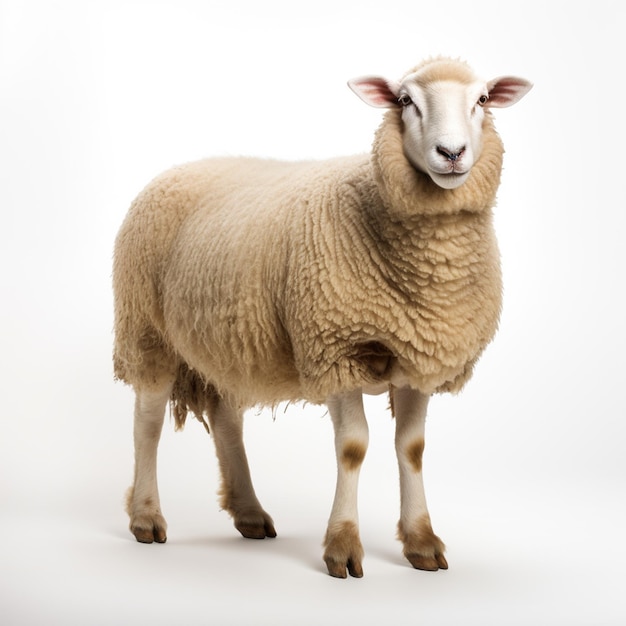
[113, 87, 504, 421]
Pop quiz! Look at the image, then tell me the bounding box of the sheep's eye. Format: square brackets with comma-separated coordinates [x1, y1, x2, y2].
[398, 94, 413, 107]
[478, 94, 489, 106]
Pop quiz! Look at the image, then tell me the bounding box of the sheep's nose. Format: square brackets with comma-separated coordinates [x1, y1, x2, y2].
[436, 145, 466, 162]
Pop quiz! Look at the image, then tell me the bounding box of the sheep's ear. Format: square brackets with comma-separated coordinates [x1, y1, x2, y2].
[348, 76, 401, 108]
[485, 76, 533, 108]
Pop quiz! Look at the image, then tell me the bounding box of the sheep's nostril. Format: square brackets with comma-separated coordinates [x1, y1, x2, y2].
[437, 146, 466, 162]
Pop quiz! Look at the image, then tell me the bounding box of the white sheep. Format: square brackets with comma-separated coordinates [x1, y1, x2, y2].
[113, 57, 531, 578]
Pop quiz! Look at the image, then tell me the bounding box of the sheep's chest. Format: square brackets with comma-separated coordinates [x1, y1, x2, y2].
[370, 212, 502, 392]
[296, 209, 502, 399]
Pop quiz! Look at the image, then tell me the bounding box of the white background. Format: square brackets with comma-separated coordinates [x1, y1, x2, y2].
[1, 1, 625, 624]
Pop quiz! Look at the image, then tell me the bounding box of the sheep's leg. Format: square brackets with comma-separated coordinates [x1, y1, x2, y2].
[323, 389, 369, 578]
[127, 382, 173, 544]
[207, 396, 276, 539]
[393, 386, 448, 571]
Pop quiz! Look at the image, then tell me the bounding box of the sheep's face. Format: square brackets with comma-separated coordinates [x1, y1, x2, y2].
[398, 77, 487, 189]
[349, 60, 532, 190]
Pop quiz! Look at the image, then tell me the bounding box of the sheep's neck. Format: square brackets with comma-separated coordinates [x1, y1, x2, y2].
[361, 106, 505, 302]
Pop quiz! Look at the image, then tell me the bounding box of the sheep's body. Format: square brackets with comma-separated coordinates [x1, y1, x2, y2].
[113, 58, 531, 577]
[115, 115, 503, 406]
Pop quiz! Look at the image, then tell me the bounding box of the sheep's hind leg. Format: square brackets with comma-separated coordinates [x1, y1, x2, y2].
[323, 389, 369, 578]
[127, 382, 173, 544]
[207, 396, 276, 539]
[393, 386, 448, 571]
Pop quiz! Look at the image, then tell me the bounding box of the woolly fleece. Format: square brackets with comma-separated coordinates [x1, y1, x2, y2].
[113, 87, 504, 422]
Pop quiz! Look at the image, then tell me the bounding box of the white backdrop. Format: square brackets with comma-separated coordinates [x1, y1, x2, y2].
[1, 1, 625, 624]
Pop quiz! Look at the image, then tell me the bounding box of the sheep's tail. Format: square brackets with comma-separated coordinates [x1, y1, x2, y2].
[170, 362, 217, 434]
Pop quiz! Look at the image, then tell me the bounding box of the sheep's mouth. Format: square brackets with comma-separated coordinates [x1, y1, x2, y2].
[431, 164, 470, 177]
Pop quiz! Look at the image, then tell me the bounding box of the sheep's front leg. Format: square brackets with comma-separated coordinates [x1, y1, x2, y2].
[127, 382, 172, 544]
[323, 389, 369, 578]
[393, 386, 448, 571]
[207, 396, 276, 539]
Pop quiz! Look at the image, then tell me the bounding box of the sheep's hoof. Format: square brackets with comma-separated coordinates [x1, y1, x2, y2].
[234, 510, 277, 539]
[323, 521, 364, 578]
[324, 556, 364, 579]
[406, 552, 448, 571]
[398, 516, 448, 572]
[130, 513, 168, 544]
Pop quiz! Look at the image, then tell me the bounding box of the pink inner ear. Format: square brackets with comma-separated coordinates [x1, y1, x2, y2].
[349, 77, 398, 108]
[487, 77, 532, 107]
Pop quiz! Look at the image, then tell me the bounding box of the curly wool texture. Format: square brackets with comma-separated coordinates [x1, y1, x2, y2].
[113, 105, 504, 415]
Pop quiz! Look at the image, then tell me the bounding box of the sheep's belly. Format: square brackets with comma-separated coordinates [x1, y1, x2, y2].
[295, 329, 490, 403]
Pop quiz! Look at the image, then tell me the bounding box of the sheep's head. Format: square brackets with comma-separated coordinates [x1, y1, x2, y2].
[349, 58, 532, 190]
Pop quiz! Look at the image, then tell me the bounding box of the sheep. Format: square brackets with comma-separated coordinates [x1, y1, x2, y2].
[113, 57, 532, 578]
